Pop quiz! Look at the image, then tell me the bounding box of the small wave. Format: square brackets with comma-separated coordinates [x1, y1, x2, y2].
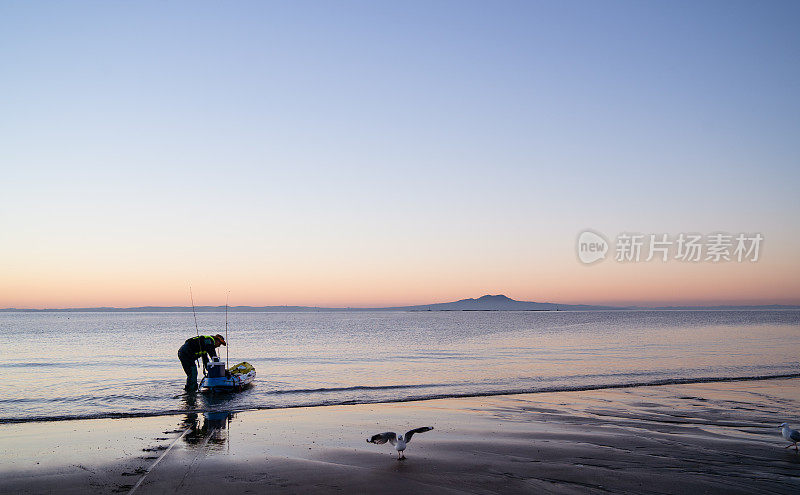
[0, 362, 65, 368]
[0, 361, 150, 368]
[267, 383, 448, 395]
[2, 372, 799, 425]
[0, 392, 169, 405]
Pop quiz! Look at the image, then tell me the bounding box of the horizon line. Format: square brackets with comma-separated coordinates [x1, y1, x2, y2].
[2, 297, 799, 312]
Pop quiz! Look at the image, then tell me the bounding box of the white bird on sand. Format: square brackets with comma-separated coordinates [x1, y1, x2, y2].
[367, 427, 433, 459]
[780, 423, 800, 452]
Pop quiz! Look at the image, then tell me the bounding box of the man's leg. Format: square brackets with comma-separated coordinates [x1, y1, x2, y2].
[179, 351, 198, 391]
[186, 362, 197, 391]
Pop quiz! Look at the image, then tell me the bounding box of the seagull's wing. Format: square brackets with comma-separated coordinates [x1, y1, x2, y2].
[367, 432, 397, 445]
[404, 426, 433, 443]
[790, 429, 800, 442]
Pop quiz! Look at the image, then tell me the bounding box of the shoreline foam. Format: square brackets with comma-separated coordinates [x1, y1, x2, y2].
[4, 372, 800, 425]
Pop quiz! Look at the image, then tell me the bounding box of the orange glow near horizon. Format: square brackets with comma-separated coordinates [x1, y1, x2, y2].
[2, 251, 798, 309]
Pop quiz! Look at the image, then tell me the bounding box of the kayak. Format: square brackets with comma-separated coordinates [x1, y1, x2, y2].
[199, 357, 256, 392]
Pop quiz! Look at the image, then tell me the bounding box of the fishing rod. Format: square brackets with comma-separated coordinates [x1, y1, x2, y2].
[189, 286, 203, 376]
[225, 291, 230, 369]
[189, 286, 199, 337]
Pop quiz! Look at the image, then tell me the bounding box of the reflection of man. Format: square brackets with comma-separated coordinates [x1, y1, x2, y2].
[178, 334, 226, 391]
[182, 412, 233, 447]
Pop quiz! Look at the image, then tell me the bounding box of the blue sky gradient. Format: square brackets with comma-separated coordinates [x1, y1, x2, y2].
[1, 1, 798, 307]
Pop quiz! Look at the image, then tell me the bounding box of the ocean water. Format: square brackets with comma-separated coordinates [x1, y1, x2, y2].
[0, 310, 798, 423]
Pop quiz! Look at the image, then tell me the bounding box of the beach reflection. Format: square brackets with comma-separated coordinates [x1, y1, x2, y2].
[180, 391, 199, 411]
[182, 411, 233, 451]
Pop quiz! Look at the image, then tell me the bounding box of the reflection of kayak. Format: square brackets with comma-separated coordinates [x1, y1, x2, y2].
[200, 357, 256, 392]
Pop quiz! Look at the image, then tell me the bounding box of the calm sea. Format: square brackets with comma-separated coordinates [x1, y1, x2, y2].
[0, 310, 798, 423]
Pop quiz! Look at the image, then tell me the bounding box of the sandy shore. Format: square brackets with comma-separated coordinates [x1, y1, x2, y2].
[2, 378, 800, 494]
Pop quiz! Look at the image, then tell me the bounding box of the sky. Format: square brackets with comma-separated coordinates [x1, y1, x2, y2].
[1, 0, 798, 308]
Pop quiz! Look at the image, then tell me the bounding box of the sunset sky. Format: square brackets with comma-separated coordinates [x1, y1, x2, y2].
[1, 1, 798, 308]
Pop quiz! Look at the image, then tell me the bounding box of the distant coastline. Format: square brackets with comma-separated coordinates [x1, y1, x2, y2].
[2, 294, 798, 312]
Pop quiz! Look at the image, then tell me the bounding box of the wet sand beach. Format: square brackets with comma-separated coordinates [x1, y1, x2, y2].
[2, 378, 799, 494]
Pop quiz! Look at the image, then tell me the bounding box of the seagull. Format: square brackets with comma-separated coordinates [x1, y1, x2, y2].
[780, 423, 800, 452]
[367, 426, 433, 459]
